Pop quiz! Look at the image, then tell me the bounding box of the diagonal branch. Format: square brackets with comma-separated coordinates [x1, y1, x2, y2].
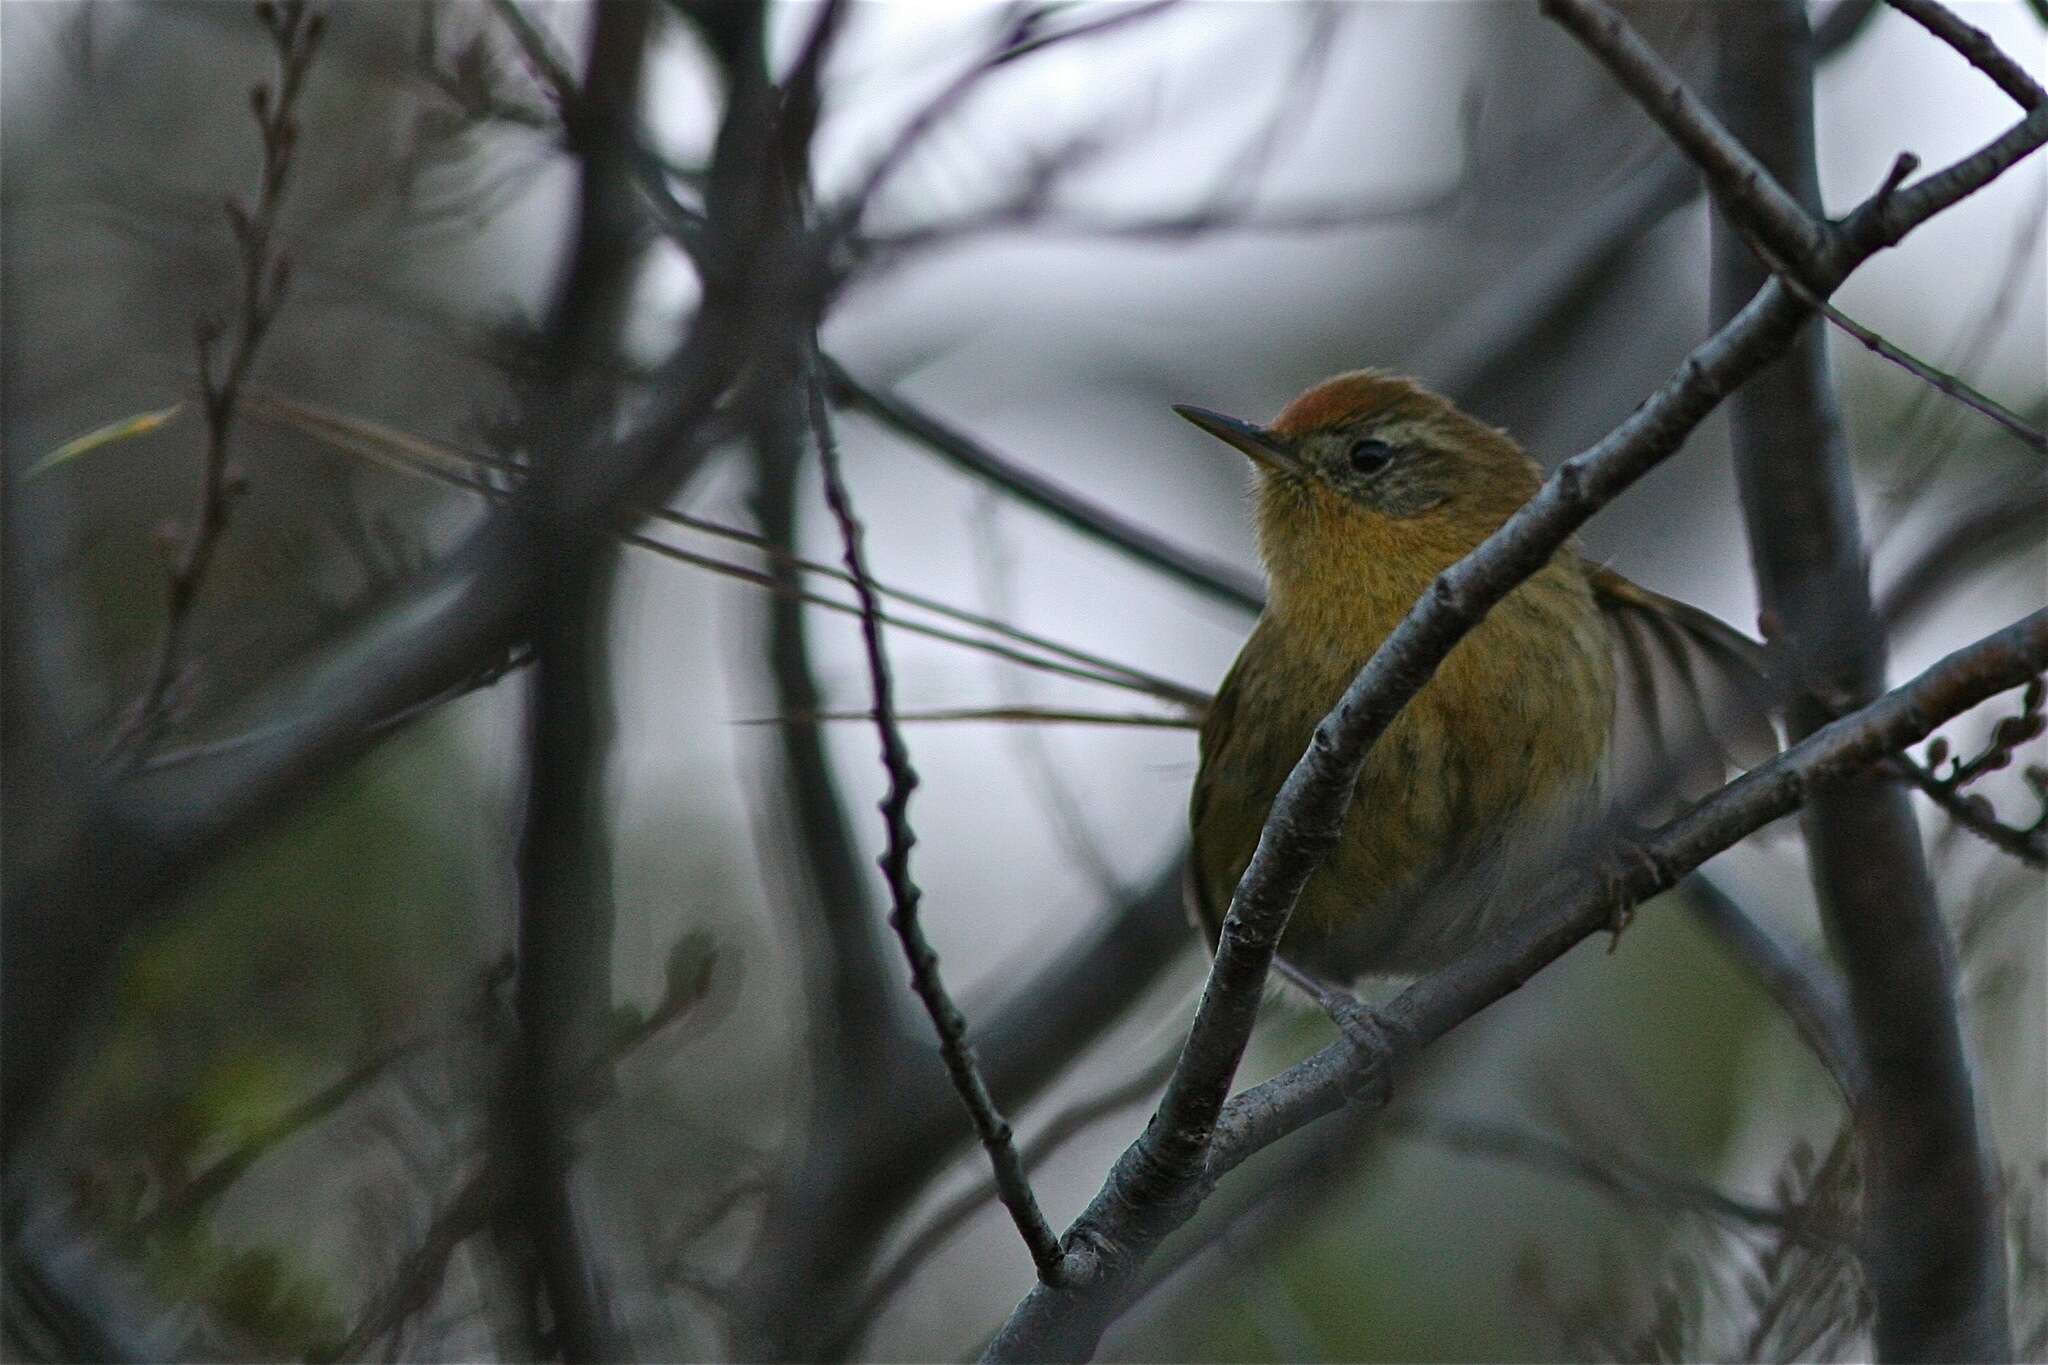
[1885, 0, 2047, 111]
[804, 355, 1064, 1281]
[1680, 875, 1867, 1106]
[989, 606, 2048, 1360]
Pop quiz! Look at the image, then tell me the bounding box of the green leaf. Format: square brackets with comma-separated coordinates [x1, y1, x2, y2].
[27, 402, 187, 478]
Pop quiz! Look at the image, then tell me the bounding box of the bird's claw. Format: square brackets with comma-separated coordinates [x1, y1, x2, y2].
[1597, 838, 1667, 953]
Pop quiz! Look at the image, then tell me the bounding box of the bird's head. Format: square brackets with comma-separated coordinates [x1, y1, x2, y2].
[1175, 370, 1544, 589]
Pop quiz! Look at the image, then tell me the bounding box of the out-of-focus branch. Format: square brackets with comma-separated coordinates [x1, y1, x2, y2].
[1704, 2, 2010, 1358]
[1540, 0, 1828, 273]
[805, 359, 1064, 1279]
[829, 1042, 1180, 1356]
[1680, 875, 1867, 1106]
[1387, 1112, 1842, 1246]
[309, 1162, 508, 1364]
[511, 535, 630, 1365]
[133, 1036, 435, 1240]
[2, 0, 800, 1155]
[824, 355, 1264, 613]
[1427, 150, 1699, 403]
[1427, 0, 1882, 407]
[119, 0, 323, 757]
[1877, 479, 2048, 634]
[501, 4, 659, 1359]
[835, 0, 1179, 235]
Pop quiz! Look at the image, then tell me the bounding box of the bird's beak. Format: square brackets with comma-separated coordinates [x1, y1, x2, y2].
[1172, 404, 1307, 478]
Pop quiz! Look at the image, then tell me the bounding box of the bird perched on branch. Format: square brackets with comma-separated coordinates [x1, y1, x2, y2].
[1178, 370, 1771, 988]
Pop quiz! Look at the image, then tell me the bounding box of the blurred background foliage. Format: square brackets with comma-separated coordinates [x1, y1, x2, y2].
[3, 1, 2043, 1360]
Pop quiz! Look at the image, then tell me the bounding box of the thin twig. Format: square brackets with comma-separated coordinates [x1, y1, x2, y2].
[1813, 294, 2045, 451]
[1885, 0, 2047, 111]
[237, 389, 1208, 709]
[1730, 221, 2046, 451]
[836, 0, 1180, 233]
[117, 0, 324, 758]
[804, 354, 1065, 1281]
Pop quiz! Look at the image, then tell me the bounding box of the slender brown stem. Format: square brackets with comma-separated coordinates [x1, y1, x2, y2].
[805, 353, 1066, 1281]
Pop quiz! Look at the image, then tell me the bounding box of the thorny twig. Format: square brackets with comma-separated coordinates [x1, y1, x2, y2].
[116, 0, 324, 758]
[804, 354, 1066, 1281]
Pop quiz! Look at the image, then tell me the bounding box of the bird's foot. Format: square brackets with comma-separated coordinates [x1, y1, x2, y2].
[1271, 955, 1398, 1106]
[1595, 837, 1672, 953]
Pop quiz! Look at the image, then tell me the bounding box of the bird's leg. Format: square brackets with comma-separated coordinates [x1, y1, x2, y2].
[1592, 833, 1672, 953]
[1271, 955, 1398, 1106]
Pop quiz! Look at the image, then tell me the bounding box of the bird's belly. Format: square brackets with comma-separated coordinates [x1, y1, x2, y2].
[1198, 599, 1614, 979]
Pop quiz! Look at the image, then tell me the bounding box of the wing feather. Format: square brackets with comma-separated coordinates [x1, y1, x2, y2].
[1586, 565, 1780, 803]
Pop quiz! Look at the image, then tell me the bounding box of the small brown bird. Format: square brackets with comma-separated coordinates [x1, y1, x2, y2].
[1178, 370, 1769, 986]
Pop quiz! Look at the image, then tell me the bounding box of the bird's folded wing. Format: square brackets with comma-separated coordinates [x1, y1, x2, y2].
[1587, 564, 1781, 811]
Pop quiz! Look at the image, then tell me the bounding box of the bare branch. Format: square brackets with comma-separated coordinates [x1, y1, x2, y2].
[1885, 0, 2048, 111]
[236, 389, 1208, 708]
[990, 610, 2048, 1360]
[805, 354, 1064, 1280]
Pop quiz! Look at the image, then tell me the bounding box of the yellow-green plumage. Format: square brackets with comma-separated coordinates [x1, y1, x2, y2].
[1186, 371, 1649, 980]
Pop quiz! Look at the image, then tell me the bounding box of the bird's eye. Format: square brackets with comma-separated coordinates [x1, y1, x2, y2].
[1348, 437, 1396, 476]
